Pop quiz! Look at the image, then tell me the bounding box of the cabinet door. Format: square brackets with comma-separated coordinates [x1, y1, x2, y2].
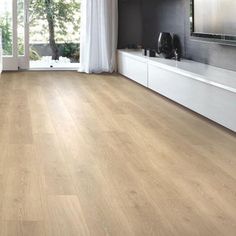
[118, 53, 148, 87]
[148, 64, 236, 132]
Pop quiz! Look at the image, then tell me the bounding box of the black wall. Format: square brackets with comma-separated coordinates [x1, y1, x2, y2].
[118, 0, 236, 72]
[118, 0, 143, 48]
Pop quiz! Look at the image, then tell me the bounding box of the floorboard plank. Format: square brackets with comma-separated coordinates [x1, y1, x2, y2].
[0, 71, 235, 236]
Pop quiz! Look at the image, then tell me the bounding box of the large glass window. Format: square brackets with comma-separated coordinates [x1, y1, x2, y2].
[29, 0, 81, 68]
[0, 0, 13, 56]
[18, 0, 25, 56]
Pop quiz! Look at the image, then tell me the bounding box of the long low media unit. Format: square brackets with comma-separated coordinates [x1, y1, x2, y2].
[117, 49, 236, 132]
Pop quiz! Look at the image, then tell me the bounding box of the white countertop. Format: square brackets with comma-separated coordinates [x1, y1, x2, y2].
[118, 49, 236, 93]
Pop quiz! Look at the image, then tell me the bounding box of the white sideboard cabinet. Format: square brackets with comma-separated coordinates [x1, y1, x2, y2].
[117, 49, 236, 132]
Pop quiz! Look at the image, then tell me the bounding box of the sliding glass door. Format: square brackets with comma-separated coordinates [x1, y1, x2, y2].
[17, 0, 29, 69]
[29, 0, 81, 69]
[0, 0, 18, 70]
[1, 0, 80, 71]
[0, 0, 29, 70]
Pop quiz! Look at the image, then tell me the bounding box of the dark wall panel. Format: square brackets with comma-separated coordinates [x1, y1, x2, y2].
[141, 0, 186, 54]
[118, 0, 236, 72]
[118, 0, 143, 48]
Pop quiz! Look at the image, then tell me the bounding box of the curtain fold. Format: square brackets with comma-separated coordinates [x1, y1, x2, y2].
[79, 0, 118, 73]
[0, 29, 2, 74]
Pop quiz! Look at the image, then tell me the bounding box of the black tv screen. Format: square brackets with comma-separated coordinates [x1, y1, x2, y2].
[191, 0, 236, 42]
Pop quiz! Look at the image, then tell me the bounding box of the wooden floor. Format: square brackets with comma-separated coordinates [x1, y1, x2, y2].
[0, 71, 235, 236]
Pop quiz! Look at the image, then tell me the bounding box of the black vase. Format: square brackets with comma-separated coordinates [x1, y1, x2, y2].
[157, 32, 174, 59]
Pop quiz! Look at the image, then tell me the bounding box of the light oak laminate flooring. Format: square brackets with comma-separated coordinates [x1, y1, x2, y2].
[0, 71, 236, 236]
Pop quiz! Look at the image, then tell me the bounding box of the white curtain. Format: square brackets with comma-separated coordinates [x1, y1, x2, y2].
[0, 29, 2, 74]
[79, 0, 118, 73]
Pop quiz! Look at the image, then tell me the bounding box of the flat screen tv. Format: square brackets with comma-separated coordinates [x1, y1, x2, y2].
[190, 0, 236, 44]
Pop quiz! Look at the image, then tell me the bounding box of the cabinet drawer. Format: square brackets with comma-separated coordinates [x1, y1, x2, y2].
[118, 54, 148, 87]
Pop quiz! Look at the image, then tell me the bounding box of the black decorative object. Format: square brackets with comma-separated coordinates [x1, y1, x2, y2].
[147, 49, 156, 57]
[173, 34, 181, 61]
[126, 44, 138, 49]
[157, 32, 174, 59]
[142, 49, 147, 56]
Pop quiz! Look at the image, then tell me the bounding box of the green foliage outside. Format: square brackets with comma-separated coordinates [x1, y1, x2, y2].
[0, 13, 13, 55]
[29, 0, 81, 60]
[30, 46, 41, 60]
[62, 43, 80, 62]
[0, 0, 81, 61]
